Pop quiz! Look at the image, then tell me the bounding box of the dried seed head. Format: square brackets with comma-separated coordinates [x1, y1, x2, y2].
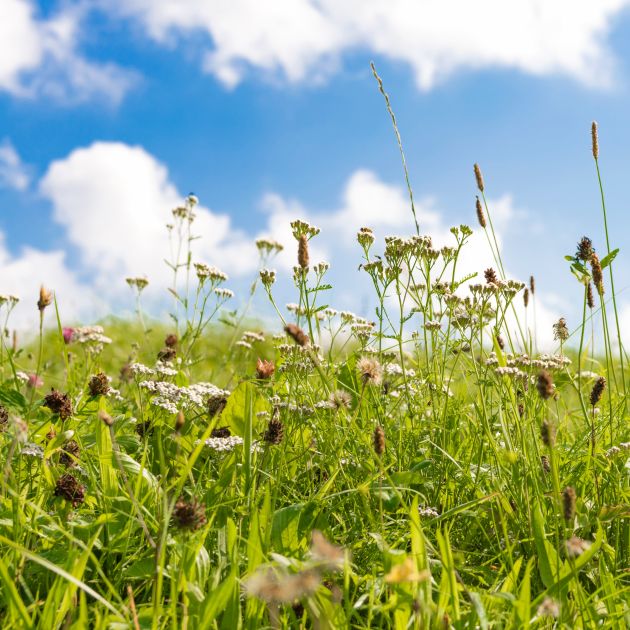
[164, 333, 178, 348]
[541, 420, 555, 447]
[263, 415, 284, 445]
[175, 410, 185, 432]
[373, 425, 385, 456]
[552, 318, 569, 342]
[284, 323, 309, 347]
[589, 376, 606, 406]
[207, 395, 228, 418]
[37, 285, 53, 311]
[54, 473, 85, 507]
[475, 197, 486, 228]
[255, 358, 275, 379]
[59, 440, 80, 467]
[172, 497, 206, 531]
[590, 253, 604, 295]
[88, 372, 110, 397]
[157, 347, 177, 362]
[562, 486, 576, 521]
[540, 455, 551, 474]
[98, 409, 114, 427]
[357, 356, 383, 386]
[523, 288, 529, 308]
[298, 234, 309, 269]
[473, 163, 484, 192]
[591, 121, 599, 159]
[576, 237, 593, 262]
[43, 389, 73, 421]
[529, 275, 535, 294]
[587, 282, 595, 309]
[537, 370, 554, 400]
[484, 268, 498, 285]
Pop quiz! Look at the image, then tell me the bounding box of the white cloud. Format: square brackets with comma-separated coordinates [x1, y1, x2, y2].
[106, 0, 629, 89]
[0, 140, 30, 191]
[0, 0, 135, 104]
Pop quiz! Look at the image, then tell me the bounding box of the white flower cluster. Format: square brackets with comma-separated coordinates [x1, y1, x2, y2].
[605, 441, 630, 459]
[139, 380, 230, 414]
[0, 294, 19, 306]
[194, 262, 228, 282]
[418, 506, 439, 518]
[205, 436, 244, 451]
[71, 326, 112, 346]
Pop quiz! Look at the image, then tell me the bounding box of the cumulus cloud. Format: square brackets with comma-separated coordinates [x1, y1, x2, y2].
[106, 0, 629, 89]
[0, 0, 135, 103]
[0, 140, 31, 191]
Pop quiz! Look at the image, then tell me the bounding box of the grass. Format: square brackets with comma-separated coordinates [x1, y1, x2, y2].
[0, 81, 629, 629]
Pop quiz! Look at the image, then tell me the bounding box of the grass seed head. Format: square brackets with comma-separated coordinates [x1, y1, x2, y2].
[475, 196, 486, 228]
[562, 486, 576, 521]
[591, 121, 599, 159]
[540, 455, 551, 474]
[529, 275, 535, 294]
[373, 425, 385, 456]
[536, 371, 554, 400]
[285, 323, 309, 347]
[298, 234, 309, 269]
[587, 282, 595, 309]
[541, 420, 555, 447]
[473, 163, 484, 192]
[589, 376, 606, 406]
[523, 288, 529, 308]
[590, 252, 604, 295]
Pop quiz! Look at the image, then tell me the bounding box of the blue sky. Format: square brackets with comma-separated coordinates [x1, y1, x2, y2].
[3, 0, 630, 344]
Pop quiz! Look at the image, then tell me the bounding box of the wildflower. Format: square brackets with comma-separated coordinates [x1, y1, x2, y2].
[88, 372, 110, 397]
[536, 370, 554, 400]
[310, 530, 347, 570]
[328, 389, 352, 411]
[256, 238, 284, 255]
[259, 268, 276, 288]
[385, 557, 429, 584]
[562, 486, 576, 521]
[43, 389, 73, 421]
[373, 425, 385, 456]
[263, 415, 284, 445]
[473, 163, 484, 192]
[214, 288, 234, 299]
[418, 506, 439, 518]
[54, 473, 85, 507]
[205, 435, 244, 452]
[62, 327, 75, 344]
[540, 420, 556, 448]
[357, 227, 375, 247]
[172, 497, 206, 531]
[126, 277, 149, 292]
[590, 253, 604, 295]
[591, 121, 599, 159]
[285, 323, 309, 347]
[537, 598, 560, 618]
[27, 373, 43, 389]
[298, 234, 309, 269]
[565, 536, 591, 558]
[59, 440, 80, 467]
[589, 376, 606, 406]
[357, 356, 382, 386]
[552, 318, 569, 342]
[256, 358, 275, 379]
[576, 237, 593, 262]
[290, 219, 320, 240]
[194, 263, 228, 283]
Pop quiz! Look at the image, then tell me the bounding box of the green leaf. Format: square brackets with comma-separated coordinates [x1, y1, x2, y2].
[600, 248, 619, 269]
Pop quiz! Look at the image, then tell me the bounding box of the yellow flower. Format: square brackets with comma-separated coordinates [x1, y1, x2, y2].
[384, 557, 429, 584]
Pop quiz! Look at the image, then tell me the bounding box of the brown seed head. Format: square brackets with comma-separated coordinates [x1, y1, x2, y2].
[589, 376, 606, 406]
[529, 275, 535, 294]
[473, 163, 484, 192]
[541, 455, 551, 474]
[172, 497, 206, 531]
[586, 282, 594, 309]
[298, 234, 309, 269]
[54, 473, 85, 507]
[484, 268, 498, 285]
[59, 440, 80, 467]
[207, 395, 228, 418]
[37, 285, 53, 312]
[590, 253, 604, 295]
[164, 333, 178, 348]
[373, 425, 385, 456]
[175, 410, 185, 432]
[541, 419, 556, 447]
[211, 426, 231, 438]
[562, 486, 576, 521]
[43, 389, 73, 421]
[0, 403, 8, 430]
[537, 370, 554, 400]
[285, 323, 309, 347]
[552, 318, 569, 343]
[591, 121, 599, 159]
[263, 415, 284, 445]
[523, 288, 529, 308]
[475, 197, 486, 228]
[255, 358, 275, 379]
[576, 237, 593, 262]
[88, 372, 110, 397]
[496, 334, 505, 350]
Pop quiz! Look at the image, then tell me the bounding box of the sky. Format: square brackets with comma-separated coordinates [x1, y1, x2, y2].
[3, 0, 630, 347]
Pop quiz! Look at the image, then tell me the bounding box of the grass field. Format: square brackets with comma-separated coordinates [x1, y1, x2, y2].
[0, 112, 628, 628]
